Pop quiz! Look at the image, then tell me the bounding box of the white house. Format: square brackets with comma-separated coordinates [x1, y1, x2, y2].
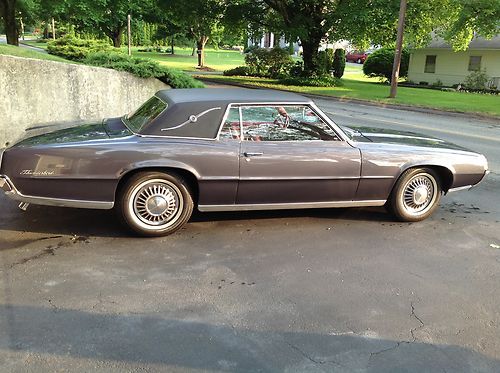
[407, 35, 500, 88]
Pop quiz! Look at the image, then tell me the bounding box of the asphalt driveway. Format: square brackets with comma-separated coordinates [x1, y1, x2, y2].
[1, 95, 499, 372]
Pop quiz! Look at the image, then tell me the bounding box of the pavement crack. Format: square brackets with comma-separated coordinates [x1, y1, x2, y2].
[410, 301, 425, 342]
[47, 299, 60, 313]
[286, 342, 342, 367]
[369, 303, 426, 363]
[370, 341, 406, 359]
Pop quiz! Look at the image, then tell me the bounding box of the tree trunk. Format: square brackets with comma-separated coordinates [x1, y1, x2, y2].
[108, 28, 123, 48]
[196, 36, 208, 68]
[300, 36, 322, 76]
[171, 35, 175, 55]
[2, 0, 18, 46]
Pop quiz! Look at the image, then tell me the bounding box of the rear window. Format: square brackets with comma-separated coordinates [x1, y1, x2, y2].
[123, 96, 167, 133]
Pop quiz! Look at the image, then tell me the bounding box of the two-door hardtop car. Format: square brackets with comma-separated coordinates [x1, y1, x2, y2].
[0, 88, 489, 236]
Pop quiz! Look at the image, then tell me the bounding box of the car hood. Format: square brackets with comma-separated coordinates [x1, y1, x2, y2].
[342, 125, 470, 152]
[12, 117, 131, 147]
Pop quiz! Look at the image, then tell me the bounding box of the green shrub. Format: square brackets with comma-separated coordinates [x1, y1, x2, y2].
[223, 66, 253, 76]
[243, 44, 260, 54]
[317, 49, 334, 75]
[362, 47, 409, 82]
[332, 49, 346, 78]
[463, 70, 490, 90]
[278, 75, 343, 87]
[47, 35, 113, 61]
[244, 47, 294, 78]
[84, 52, 204, 88]
[289, 61, 304, 76]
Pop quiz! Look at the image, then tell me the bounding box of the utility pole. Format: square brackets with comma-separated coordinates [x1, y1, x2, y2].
[389, 0, 407, 98]
[19, 15, 24, 40]
[127, 14, 132, 56]
[51, 18, 56, 40]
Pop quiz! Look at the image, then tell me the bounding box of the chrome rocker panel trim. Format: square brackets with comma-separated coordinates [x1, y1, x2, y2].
[0, 175, 114, 210]
[198, 200, 387, 212]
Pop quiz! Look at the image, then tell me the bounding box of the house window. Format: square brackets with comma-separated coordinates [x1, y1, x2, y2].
[424, 55, 436, 73]
[468, 56, 481, 71]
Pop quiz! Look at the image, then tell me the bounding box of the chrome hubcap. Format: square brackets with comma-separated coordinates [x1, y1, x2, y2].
[402, 174, 436, 215]
[132, 181, 181, 227]
[413, 185, 429, 205]
[146, 195, 168, 216]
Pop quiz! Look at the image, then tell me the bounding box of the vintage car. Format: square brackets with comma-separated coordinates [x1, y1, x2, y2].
[0, 88, 489, 236]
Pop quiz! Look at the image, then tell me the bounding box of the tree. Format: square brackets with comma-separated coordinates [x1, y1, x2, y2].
[0, 0, 19, 45]
[445, 0, 500, 50]
[332, 49, 345, 78]
[159, 0, 225, 67]
[231, 0, 498, 77]
[362, 47, 410, 82]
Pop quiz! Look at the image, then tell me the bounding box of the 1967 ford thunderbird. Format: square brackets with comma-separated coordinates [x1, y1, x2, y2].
[0, 88, 489, 236]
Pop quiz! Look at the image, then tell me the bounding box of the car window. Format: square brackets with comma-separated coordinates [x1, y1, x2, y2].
[219, 107, 241, 140]
[240, 105, 339, 141]
[123, 96, 167, 133]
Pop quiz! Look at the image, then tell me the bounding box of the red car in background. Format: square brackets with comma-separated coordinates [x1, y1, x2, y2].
[346, 51, 369, 64]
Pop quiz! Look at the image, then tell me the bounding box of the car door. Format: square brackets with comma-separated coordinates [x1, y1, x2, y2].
[236, 104, 361, 205]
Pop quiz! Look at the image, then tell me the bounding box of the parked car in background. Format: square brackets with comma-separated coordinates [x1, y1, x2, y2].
[346, 51, 370, 63]
[0, 89, 489, 236]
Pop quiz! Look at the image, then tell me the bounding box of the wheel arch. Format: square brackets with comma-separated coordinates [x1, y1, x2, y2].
[391, 164, 455, 195]
[115, 166, 200, 205]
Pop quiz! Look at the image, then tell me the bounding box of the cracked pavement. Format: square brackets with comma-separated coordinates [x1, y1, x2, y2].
[1, 97, 500, 372]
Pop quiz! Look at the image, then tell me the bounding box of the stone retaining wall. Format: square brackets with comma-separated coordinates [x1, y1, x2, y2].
[0, 55, 168, 147]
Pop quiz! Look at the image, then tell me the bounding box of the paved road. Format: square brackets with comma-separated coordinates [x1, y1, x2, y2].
[0, 35, 48, 53]
[1, 92, 499, 372]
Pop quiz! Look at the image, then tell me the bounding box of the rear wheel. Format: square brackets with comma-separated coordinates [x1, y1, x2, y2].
[388, 168, 442, 222]
[117, 172, 193, 236]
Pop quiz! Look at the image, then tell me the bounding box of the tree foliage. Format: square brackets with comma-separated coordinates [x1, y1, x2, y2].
[444, 0, 500, 50]
[229, 0, 499, 77]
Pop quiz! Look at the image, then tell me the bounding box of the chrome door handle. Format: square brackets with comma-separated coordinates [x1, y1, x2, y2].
[243, 152, 263, 157]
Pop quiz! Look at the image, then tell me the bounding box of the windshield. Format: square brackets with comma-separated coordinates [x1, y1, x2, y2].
[123, 96, 167, 133]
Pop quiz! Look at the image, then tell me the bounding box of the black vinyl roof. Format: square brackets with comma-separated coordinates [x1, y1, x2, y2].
[140, 88, 313, 138]
[155, 88, 312, 105]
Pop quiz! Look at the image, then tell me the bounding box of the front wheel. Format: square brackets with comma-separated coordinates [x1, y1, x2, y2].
[117, 172, 193, 236]
[388, 168, 442, 222]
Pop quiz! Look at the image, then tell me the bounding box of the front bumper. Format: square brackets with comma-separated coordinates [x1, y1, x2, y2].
[0, 175, 13, 192]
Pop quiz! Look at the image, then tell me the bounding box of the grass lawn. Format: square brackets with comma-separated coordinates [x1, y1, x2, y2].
[199, 74, 500, 117]
[129, 47, 245, 72]
[0, 43, 72, 63]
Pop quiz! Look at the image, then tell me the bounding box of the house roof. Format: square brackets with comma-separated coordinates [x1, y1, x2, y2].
[422, 35, 500, 50]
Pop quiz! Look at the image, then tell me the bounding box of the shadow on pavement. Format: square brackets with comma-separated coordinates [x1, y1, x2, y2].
[0, 304, 498, 372]
[0, 192, 396, 240]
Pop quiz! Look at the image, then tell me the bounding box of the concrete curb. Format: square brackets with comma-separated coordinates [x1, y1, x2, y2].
[197, 77, 500, 123]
